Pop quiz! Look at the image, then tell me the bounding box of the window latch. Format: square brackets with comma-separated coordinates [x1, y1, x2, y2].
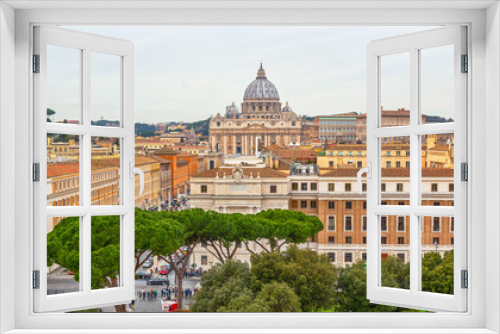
[356, 162, 371, 194]
[129, 162, 145, 194]
[33, 270, 40, 289]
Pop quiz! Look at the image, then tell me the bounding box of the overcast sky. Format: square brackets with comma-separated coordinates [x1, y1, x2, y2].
[52, 26, 454, 124]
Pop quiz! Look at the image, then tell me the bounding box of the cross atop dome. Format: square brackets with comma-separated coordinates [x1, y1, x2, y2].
[257, 62, 266, 78]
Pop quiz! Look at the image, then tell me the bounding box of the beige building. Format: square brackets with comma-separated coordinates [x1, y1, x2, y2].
[209, 64, 303, 156]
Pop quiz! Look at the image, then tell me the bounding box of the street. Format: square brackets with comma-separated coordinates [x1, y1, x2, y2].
[47, 259, 201, 313]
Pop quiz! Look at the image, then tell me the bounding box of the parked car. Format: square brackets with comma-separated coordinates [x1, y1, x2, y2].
[159, 265, 169, 275]
[147, 278, 169, 286]
[143, 261, 152, 268]
[136, 272, 151, 280]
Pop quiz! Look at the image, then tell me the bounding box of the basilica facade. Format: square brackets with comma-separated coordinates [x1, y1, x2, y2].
[209, 64, 303, 156]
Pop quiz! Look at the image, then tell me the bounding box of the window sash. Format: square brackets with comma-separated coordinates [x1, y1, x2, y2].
[33, 26, 135, 312]
[366, 26, 467, 312]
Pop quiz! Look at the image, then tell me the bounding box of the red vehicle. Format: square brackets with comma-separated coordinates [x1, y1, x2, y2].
[162, 300, 178, 312]
[159, 265, 169, 275]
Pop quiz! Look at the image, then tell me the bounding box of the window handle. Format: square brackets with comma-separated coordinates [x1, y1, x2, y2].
[357, 162, 371, 195]
[130, 162, 145, 195]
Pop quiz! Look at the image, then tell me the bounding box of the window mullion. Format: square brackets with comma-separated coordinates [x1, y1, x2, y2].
[81, 48, 91, 294]
[409, 47, 420, 294]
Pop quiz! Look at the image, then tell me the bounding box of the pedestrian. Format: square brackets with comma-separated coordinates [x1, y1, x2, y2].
[142, 288, 146, 301]
[147, 290, 150, 301]
[153, 289, 157, 300]
[131, 299, 135, 311]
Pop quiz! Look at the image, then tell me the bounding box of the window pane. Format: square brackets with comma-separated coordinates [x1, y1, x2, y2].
[47, 45, 81, 124]
[91, 215, 121, 290]
[380, 215, 410, 290]
[91, 52, 121, 127]
[47, 216, 81, 295]
[47, 134, 80, 207]
[420, 45, 454, 124]
[421, 216, 454, 295]
[380, 52, 410, 127]
[380, 136, 410, 204]
[421, 134, 454, 206]
[91, 137, 120, 205]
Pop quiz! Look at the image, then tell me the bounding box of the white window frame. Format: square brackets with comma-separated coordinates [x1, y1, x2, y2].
[367, 26, 467, 312]
[1, 2, 497, 334]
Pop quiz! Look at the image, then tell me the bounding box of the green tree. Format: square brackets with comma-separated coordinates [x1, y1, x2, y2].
[47, 209, 183, 312]
[190, 260, 253, 312]
[250, 245, 337, 312]
[381, 255, 410, 289]
[254, 282, 301, 312]
[249, 209, 324, 253]
[422, 250, 454, 294]
[47, 107, 56, 122]
[158, 208, 219, 310]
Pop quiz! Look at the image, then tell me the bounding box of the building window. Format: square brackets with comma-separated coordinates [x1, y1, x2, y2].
[327, 216, 335, 231]
[381, 183, 386, 192]
[431, 183, 438, 192]
[311, 183, 317, 191]
[328, 237, 335, 244]
[396, 183, 404, 192]
[344, 252, 353, 263]
[397, 217, 405, 231]
[291, 200, 298, 208]
[345, 183, 352, 192]
[449, 183, 454, 192]
[328, 183, 335, 191]
[433, 237, 440, 245]
[362, 253, 367, 261]
[363, 237, 367, 244]
[363, 201, 367, 210]
[398, 237, 405, 244]
[381, 237, 387, 244]
[345, 237, 352, 244]
[396, 161, 401, 168]
[406, 161, 410, 168]
[310, 200, 317, 209]
[270, 185, 277, 193]
[329, 161, 334, 167]
[398, 201, 405, 205]
[381, 201, 387, 205]
[292, 182, 298, 191]
[434, 201, 440, 206]
[397, 253, 406, 262]
[451, 217, 454, 232]
[386, 161, 392, 168]
[201, 256, 208, 265]
[300, 201, 307, 209]
[362, 216, 367, 231]
[327, 252, 335, 262]
[451, 237, 454, 245]
[328, 201, 335, 209]
[433, 217, 441, 232]
[357, 161, 362, 168]
[381, 216, 388, 231]
[301, 182, 308, 191]
[345, 201, 352, 210]
[345, 216, 353, 231]
[200, 185, 207, 193]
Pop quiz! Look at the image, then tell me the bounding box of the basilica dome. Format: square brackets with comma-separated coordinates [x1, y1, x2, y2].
[243, 63, 280, 101]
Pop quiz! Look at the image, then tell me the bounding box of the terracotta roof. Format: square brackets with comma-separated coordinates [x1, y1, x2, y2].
[177, 158, 189, 167]
[155, 148, 198, 158]
[272, 149, 317, 158]
[135, 156, 159, 166]
[194, 167, 287, 178]
[314, 112, 359, 119]
[429, 144, 452, 151]
[322, 168, 454, 177]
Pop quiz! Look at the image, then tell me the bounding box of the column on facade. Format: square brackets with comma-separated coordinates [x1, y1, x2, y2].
[223, 135, 228, 156]
[232, 135, 236, 155]
[243, 135, 247, 155]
